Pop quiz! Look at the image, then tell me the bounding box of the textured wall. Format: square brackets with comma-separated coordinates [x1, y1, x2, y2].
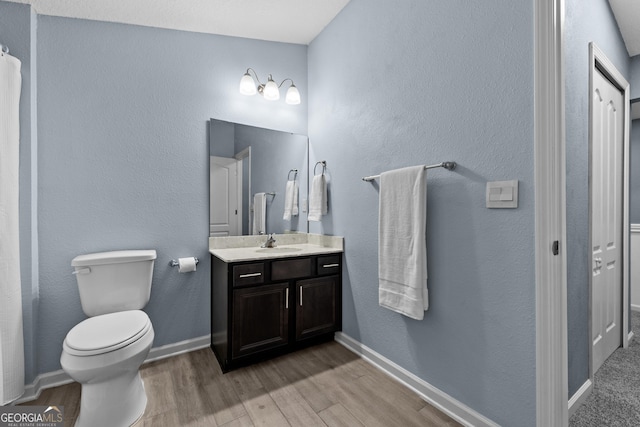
[564, 0, 631, 397]
[630, 55, 640, 100]
[308, 0, 535, 424]
[632, 121, 640, 224]
[632, 57, 640, 224]
[35, 15, 307, 375]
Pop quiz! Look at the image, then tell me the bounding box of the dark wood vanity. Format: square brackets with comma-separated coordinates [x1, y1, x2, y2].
[210, 252, 342, 372]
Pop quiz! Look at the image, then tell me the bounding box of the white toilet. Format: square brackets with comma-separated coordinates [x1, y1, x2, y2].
[60, 250, 157, 427]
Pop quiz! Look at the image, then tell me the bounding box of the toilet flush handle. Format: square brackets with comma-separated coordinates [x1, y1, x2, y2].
[72, 267, 91, 275]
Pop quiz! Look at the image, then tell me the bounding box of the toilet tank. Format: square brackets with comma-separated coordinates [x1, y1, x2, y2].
[71, 250, 157, 317]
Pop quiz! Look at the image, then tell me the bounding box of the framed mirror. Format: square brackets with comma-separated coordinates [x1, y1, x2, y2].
[209, 119, 309, 236]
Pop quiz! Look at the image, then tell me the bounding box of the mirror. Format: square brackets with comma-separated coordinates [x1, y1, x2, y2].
[209, 119, 309, 236]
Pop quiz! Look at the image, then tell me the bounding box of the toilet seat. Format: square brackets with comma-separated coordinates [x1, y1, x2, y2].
[64, 310, 151, 356]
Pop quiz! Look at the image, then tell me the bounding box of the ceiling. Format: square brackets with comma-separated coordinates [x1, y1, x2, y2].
[608, 0, 640, 57]
[6, 1, 638, 54]
[6, 0, 350, 45]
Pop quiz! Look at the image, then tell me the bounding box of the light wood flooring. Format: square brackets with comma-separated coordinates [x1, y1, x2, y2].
[23, 341, 462, 426]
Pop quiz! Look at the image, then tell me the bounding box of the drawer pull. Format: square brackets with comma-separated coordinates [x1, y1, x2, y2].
[300, 288, 303, 306]
[239, 272, 262, 278]
[285, 288, 289, 309]
[322, 264, 339, 268]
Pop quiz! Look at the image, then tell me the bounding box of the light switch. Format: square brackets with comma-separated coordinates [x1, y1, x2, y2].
[489, 188, 501, 201]
[500, 187, 513, 201]
[486, 180, 518, 208]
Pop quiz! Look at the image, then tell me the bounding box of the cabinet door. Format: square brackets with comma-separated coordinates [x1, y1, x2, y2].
[232, 283, 289, 358]
[296, 276, 339, 341]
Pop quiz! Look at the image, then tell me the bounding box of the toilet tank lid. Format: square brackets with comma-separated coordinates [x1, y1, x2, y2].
[72, 250, 157, 267]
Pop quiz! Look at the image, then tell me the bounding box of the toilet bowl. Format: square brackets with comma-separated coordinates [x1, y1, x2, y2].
[61, 310, 154, 427]
[61, 250, 157, 427]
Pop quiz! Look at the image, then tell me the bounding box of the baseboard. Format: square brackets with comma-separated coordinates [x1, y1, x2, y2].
[631, 304, 640, 312]
[631, 223, 640, 233]
[15, 334, 211, 404]
[145, 335, 211, 363]
[568, 379, 593, 418]
[335, 332, 499, 427]
[14, 369, 74, 405]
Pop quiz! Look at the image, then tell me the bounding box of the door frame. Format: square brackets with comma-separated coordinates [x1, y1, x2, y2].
[534, 0, 568, 425]
[235, 146, 252, 234]
[588, 42, 631, 377]
[534, 4, 632, 423]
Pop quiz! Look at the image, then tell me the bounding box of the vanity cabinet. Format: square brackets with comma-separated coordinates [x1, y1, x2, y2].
[211, 253, 342, 372]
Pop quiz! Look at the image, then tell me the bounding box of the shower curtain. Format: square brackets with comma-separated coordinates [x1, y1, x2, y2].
[0, 51, 24, 404]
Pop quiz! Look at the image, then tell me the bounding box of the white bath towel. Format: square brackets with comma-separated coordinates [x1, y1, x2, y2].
[0, 53, 24, 404]
[283, 180, 299, 221]
[252, 193, 267, 235]
[378, 165, 428, 320]
[308, 174, 327, 222]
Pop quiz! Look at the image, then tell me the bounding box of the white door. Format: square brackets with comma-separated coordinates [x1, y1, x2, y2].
[210, 156, 242, 236]
[591, 67, 624, 373]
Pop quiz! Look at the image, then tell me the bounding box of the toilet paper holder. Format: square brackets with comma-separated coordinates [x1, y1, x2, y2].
[169, 257, 199, 267]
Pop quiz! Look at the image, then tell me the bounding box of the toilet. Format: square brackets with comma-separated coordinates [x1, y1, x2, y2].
[60, 250, 157, 427]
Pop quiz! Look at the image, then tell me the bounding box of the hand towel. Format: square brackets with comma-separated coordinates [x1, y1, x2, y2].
[308, 174, 327, 222]
[378, 165, 428, 320]
[283, 180, 299, 221]
[252, 192, 266, 235]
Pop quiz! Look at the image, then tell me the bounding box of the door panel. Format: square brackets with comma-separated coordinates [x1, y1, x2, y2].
[210, 156, 241, 236]
[591, 67, 624, 373]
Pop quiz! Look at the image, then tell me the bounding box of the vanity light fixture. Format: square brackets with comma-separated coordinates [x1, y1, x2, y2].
[239, 68, 301, 105]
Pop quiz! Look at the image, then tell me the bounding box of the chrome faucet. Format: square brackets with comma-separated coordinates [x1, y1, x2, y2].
[261, 233, 277, 248]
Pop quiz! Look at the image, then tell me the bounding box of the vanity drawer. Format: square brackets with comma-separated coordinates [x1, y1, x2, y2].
[317, 255, 341, 276]
[233, 263, 265, 287]
[272, 258, 312, 281]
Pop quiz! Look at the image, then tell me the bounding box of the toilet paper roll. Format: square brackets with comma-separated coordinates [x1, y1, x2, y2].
[178, 257, 197, 273]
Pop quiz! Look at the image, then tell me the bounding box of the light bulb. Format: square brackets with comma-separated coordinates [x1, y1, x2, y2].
[239, 72, 257, 96]
[285, 84, 301, 105]
[263, 76, 280, 101]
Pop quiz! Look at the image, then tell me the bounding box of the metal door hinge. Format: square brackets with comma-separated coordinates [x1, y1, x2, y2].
[552, 240, 559, 256]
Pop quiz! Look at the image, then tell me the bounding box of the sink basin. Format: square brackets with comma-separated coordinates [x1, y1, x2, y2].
[255, 247, 303, 253]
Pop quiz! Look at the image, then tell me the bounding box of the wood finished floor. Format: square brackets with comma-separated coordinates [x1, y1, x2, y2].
[23, 341, 462, 427]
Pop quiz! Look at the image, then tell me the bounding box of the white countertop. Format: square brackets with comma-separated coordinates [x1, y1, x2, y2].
[209, 233, 343, 263]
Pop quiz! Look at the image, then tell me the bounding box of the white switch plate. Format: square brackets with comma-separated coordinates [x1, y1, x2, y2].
[486, 180, 518, 208]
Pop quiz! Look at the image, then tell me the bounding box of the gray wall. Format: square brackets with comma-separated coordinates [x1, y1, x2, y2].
[630, 55, 640, 100]
[632, 57, 640, 225]
[308, 0, 535, 424]
[19, 10, 307, 377]
[564, 0, 631, 397]
[632, 120, 640, 224]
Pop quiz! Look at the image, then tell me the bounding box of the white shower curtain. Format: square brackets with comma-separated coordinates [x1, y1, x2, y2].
[0, 51, 24, 404]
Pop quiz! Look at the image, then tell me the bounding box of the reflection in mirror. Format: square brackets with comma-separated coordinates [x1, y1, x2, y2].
[209, 119, 308, 236]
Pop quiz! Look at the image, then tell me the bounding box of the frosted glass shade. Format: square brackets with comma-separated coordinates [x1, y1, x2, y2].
[239, 73, 257, 96]
[263, 78, 280, 101]
[285, 85, 301, 105]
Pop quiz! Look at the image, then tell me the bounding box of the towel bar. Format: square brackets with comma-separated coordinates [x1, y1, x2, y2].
[362, 161, 456, 182]
[314, 161, 327, 176]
